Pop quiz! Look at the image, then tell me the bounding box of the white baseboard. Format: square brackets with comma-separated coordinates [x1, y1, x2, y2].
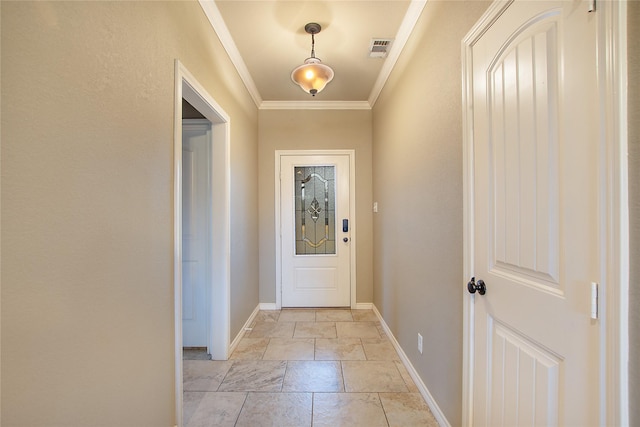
[229, 304, 260, 356]
[372, 305, 451, 427]
[354, 302, 373, 310]
[259, 303, 278, 310]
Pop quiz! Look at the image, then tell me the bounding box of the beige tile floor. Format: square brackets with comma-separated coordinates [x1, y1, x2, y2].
[183, 308, 439, 427]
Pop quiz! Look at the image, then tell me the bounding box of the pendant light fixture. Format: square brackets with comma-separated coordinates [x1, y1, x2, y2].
[291, 23, 334, 96]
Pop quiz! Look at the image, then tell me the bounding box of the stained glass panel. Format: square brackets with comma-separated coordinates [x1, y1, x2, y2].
[294, 166, 336, 255]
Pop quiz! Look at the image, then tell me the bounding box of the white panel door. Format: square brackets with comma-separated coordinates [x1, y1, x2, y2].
[182, 123, 211, 348]
[470, 1, 599, 425]
[281, 155, 351, 307]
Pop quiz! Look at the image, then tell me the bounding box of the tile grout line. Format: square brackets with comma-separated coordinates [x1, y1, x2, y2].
[260, 337, 270, 359]
[378, 392, 392, 427]
[340, 360, 347, 393]
[280, 360, 289, 392]
[215, 360, 234, 392]
[311, 391, 315, 427]
[232, 392, 250, 427]
[361, 337, 369, 360]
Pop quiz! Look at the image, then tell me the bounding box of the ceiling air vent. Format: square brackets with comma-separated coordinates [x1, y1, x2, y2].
[369, 38, 393, 58]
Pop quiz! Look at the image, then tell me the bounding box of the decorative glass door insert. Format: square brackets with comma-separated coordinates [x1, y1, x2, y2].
[294, 166, 335, 255]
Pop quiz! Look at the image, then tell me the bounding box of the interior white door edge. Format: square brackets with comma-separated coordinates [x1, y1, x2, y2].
[596, 3, 629, 426]
[182, 120, 212, 349]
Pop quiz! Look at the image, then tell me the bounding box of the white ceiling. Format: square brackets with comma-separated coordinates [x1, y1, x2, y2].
[200, 1, 426, 109]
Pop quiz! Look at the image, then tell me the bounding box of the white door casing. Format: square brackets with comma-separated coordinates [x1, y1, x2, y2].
[276, 150, 356, 308]
[174, 60, 231, 426]
[462, 1, 628, 426]
[182, 121, 211, 348]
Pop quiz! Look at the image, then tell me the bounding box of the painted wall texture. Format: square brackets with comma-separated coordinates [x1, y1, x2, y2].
[372, 1, 490, 425]
[258, 109, 374, 305]
[1, 2, 259, 425]
[628, 2, 639, 425]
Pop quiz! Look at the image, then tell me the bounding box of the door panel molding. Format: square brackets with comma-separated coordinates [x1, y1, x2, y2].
[275, 150, 357, 309]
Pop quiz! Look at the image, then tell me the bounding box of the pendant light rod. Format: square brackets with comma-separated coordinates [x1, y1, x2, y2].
[305, 23, 321, 59]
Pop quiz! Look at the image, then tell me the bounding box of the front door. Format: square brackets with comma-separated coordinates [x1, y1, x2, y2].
[280, 154, 351, 307]
[468, 1, 600, 425]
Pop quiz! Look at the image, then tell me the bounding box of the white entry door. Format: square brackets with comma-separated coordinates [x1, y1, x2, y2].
[280, 154, 351, 307]
[468, 1, 600, 425]
[182, 121, 211, 348]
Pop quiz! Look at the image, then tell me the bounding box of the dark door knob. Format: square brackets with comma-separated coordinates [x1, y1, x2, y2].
[467, 277, 486, 295]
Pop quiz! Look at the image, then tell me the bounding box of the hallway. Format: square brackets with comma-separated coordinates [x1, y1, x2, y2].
[183, 308, 439, 426]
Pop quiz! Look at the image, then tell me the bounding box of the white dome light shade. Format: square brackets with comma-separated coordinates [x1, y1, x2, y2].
[291, 57, 335, 96]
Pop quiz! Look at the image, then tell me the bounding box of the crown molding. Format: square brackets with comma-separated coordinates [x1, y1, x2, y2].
[199, 0, 426, 109]
[368, 0, 427, 107]
[198, 0, 263, 108]
[259, 100, 372, 110]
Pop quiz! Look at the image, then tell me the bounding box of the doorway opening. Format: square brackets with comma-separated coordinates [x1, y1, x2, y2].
[181, 116, 211, 355]
[174, 60, 231, 425]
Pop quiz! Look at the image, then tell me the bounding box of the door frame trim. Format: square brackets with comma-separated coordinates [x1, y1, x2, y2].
[461, 1, 628, 425]
[174, 60, 231, 425]
[274, 149, 357, 309]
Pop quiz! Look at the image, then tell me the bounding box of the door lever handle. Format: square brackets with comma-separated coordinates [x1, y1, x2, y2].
[467, 277, 486, 295]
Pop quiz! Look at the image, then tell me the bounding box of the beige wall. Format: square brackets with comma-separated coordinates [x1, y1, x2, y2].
[1, 2, 259, 426]
[371, 1, 489, 425]
[628, 2, 639, 425]
[258, 109, 373, 305]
